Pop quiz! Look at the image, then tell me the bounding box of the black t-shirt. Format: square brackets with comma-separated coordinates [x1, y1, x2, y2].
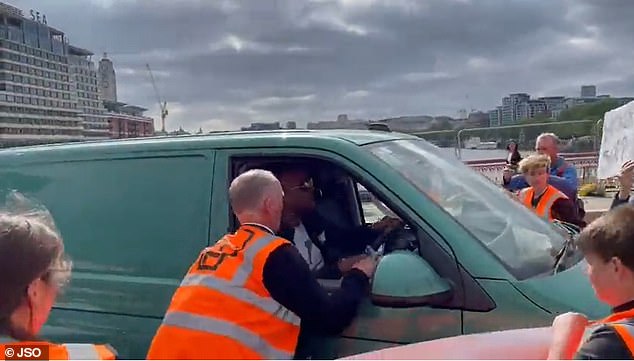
[574, 300, 634, 360]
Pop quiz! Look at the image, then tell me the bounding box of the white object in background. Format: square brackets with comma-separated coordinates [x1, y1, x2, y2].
[340, 327, 553, 360]
[597, 100, 634, 179]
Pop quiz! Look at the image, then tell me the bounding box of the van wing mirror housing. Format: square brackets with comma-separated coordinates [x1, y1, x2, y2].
[370, 251, 452, 307]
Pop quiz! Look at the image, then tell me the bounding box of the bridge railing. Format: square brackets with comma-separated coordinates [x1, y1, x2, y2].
[412, 119, 605, 160]
[466, 152, 608, 187]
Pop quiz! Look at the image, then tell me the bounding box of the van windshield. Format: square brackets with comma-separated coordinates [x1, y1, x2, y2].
[365, 138, 567, 280]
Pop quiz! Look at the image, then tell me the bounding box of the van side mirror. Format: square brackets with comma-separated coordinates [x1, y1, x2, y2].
[371, 251, 452, 307]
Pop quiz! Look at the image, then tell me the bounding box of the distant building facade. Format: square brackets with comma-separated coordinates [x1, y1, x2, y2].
[538, 96, 566, 118]
[464, 111, 489, 128]
[0, 2, 153, 147]
[581, 85, 596, 98]
[241, 122, 281, 131]
[98, 53, 116, 102]
[68, 45, 109, 139]
[104, 100, 154, 138]
[0, 2, 84, 147]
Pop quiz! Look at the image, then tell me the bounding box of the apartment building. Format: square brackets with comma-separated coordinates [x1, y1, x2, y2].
[0, 2, 83, 147]
[68, 45, 109, 139]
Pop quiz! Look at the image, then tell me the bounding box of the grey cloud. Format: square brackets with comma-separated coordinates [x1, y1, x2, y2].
[11, 0, 634, 131]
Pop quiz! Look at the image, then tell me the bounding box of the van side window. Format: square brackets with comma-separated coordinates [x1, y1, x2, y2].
[230, 156, 417, 267]
[357, 183, 398, 224]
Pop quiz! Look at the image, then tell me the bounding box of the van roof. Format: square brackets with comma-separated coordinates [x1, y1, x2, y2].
[0, 129, 417, 158]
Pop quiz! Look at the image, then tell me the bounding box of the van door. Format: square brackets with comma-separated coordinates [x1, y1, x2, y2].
[217, 148, 472, 359]
[0, 149, 216, 359]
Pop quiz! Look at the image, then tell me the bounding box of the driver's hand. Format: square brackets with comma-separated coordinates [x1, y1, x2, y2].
[371, 216, 402, 233]
[337, 254, 367, 273]
[351, 255, 379, 278]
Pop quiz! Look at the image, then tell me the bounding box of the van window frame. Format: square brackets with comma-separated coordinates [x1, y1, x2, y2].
[221, 148, 495, 312]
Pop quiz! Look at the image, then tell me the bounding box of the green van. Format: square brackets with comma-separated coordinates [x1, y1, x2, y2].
[0, 130, 608, 359]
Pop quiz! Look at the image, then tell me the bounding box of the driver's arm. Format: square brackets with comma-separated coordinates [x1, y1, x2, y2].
[262, 243, 369, 334]
[324, 218, 384, 256]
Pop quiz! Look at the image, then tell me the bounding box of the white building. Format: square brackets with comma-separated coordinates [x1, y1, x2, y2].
[0, 2, 84, 147]
[68, 45, 109, 139]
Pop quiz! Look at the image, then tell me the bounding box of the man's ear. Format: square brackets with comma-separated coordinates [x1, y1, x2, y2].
[26, 278, 41, 304]
[261, 195, 272, 211]
[613, 257, 632, 278]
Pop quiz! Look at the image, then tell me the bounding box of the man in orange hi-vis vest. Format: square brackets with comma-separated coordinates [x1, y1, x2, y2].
[516, 154, 582, 227]
[547, 205, 634, 359]
[146, 169, 378, 360]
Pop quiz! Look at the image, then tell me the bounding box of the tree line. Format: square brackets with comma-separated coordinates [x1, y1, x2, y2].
[416, 99, 623, 151]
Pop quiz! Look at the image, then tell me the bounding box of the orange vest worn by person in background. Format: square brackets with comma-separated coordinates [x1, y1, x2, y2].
[520, 185, 567, 222]
[0, 338, 117, 360]
[146, 224, 301, 360]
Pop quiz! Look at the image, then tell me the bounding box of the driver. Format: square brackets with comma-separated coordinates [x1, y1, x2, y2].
[273, 165, 402, 279]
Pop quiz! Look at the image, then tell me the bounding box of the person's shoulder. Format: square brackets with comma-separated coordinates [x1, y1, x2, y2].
[548, 175, 574, 189]
[509, 174, 527, 188]
[559, 157, 577, 172]
[550, 185, 570, 199]
[575, 324, 632, 360]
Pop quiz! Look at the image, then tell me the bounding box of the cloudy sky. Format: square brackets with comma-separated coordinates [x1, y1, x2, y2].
[10, 0, 634, 131]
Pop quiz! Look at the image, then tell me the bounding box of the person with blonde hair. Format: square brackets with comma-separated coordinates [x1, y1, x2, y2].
[0, 191, 117, 359]
[517, 154, 583, 226]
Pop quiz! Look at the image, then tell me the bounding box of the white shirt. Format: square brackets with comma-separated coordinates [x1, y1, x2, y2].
[293, 222, 324, 271]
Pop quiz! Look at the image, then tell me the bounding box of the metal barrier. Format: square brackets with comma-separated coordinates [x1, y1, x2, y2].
[411, 119, 603, 160]
[467, 152, 601, 185]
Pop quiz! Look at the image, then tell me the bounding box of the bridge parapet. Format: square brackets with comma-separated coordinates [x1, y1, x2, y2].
[467, 152, 603, 186]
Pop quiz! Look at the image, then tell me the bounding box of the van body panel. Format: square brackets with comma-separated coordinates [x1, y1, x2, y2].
[0, 148, 216, 358]
[0, 131, 607, 359]
[513, 260, 610, 319]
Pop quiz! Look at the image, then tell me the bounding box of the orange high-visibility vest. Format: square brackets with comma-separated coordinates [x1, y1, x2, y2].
[576, 309, 634, 356]
[520, 185, 567, 221]
[0, 338, 117, 360]
[146, 225, 301, 360]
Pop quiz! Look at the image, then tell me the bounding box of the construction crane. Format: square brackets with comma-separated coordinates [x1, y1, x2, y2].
[146, 63, 168, 133]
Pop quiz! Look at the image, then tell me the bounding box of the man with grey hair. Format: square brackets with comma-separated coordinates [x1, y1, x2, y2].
[147, 168, 377, 360]
[535, 132, 578, 190]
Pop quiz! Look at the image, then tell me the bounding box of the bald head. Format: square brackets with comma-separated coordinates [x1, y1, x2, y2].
[229, 169, 280, 213]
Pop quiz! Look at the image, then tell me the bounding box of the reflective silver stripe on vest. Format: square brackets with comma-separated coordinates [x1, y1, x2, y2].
[62, 344, 101, 360]
[163, 311, 292, 360]
[232, 233, 278, 286]
[181, 273, 300, 326]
